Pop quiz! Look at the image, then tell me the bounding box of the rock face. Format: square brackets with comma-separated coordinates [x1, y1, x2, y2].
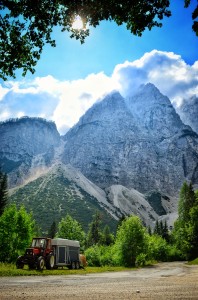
[175, 96, 198, 135]
[62, 84, 198, 197]
[62, 92, 141, 189]
[0, 117, 60, 186]
[1, 84, 198, 229]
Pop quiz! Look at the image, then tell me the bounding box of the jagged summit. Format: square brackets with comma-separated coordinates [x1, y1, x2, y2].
[125, 83, 185, 137]
[62, 83, 198, 196]
[65, 91, 131, 139]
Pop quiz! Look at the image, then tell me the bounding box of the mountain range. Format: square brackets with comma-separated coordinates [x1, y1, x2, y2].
[1, 83, 198, 234]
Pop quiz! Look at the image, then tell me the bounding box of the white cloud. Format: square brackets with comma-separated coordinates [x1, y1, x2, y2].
[0, 72, 117, 134]
[113, 50, 198, 106]
[0, 85, 9, 101]
[0, 50, 198, 133]
[52, 72, 118, 134]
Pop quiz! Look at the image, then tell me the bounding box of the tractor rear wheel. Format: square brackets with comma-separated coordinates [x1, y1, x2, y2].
[46, 254, 55, 270]
[37, 256, 45, 271]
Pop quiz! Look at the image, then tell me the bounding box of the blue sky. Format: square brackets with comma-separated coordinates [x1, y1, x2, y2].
[0, 1, 198, 134]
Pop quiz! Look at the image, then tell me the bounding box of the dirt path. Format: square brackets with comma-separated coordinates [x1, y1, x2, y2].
[0, 262, 198, 299]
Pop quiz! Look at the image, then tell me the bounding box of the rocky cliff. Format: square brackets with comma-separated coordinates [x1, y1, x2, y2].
[175, 96, 198, 135]
[0, 117, 60, 186]
[62, 84, 198, 197]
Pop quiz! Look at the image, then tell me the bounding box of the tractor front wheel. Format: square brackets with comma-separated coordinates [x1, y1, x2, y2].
[46, 254, 55, 270]
[37, 256, 45, 271]
[16, 256, 24, 269]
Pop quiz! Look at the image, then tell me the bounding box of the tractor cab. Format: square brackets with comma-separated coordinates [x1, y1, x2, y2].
[27, 237, 52, 257]
[31, 237, 51, 249]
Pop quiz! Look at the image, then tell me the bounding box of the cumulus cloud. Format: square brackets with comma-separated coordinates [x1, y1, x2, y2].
[0, 72, 117, 134]
[113, 50, 198, 106]
[0, 50, 198, 134]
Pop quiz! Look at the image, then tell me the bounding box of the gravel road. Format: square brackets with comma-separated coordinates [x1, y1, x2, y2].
[0, 262, 198, 299]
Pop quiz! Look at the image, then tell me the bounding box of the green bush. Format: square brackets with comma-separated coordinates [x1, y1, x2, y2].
[114, 216, 147, 267]
[85, 245, 101, 266]
[85, 245, 116, 267]
[135, 253, 147, 267]
[166, 244, 185, 261]
[147, 234, 168, 261]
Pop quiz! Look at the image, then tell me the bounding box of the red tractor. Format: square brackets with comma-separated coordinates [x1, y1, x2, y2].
[16, 237, 83, 270]
[16, 237, 55, 270]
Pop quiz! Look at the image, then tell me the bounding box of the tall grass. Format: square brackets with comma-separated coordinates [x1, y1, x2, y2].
[0, 262, 129, 277]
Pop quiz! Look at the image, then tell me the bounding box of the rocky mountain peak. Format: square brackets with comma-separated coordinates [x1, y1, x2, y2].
[75, 91, 128, 126]
[125, 83, 185, 137]
[0, 117, 61, 186]
[62, 83, 198, 197]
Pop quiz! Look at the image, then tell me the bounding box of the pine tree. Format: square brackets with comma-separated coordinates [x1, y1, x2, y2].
[160, 220, 169, 242]
[48, 221, 57, 238]
[86, 211, 102, 247]
[101, 225, 114, 246]
[154, 220, 160, 235]
[178, 181, 196, 224]
[173, 182, 198, 260]
[0, 171, 8, 216]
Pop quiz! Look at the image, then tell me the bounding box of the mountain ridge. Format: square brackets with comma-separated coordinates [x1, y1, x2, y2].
[1, 83, 198, 232]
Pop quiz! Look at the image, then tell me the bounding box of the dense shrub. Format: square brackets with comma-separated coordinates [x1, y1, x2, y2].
[85, 245, 115, 266]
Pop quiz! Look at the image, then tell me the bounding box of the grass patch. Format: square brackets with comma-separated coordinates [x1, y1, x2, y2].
[188, 258, 198, 265]
[0, 263, 131, 277]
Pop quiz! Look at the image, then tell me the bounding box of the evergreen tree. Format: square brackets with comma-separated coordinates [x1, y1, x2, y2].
[48, 221, 57, 238]
[86, 211, 102, 247]
[0, 171, 8, 216]
[101, 225, 114, 246]
[162, 220, 170, 242]
[173, 182, 198, 260]
[147, 225, 152, 236]
[178, 181, 196, 224]
[154, 220, 160, 235]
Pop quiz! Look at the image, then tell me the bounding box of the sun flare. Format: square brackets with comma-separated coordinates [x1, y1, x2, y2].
[72, 15, 84, 30]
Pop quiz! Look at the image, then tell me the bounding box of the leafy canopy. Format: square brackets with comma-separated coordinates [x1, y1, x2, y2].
[0, 204, 35, 262]
[0, 0, 185, 80]
[115, 215, 147, 267]
[56, 213, 85, 245]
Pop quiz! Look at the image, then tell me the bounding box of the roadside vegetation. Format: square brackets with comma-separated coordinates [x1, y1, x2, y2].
[0, 262, 130, 277]
[0, 171, 198, 276]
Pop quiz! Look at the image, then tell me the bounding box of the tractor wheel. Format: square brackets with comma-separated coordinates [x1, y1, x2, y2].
[71, 261, 76, 269]
[75, 261, 80, 269]
[37, 256, 45, 271]
[16, 256, 24, 269]
[46, 254, 55, 270]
